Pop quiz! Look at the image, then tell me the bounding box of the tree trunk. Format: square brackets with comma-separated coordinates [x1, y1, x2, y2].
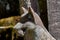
[47, 0, 60, 40]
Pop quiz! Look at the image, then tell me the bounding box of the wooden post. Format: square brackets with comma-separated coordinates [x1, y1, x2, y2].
[19, 0, 29, 15]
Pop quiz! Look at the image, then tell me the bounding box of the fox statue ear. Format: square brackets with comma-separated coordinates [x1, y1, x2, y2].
[20, 7, 32, 18]
[21, 7, 33, 18]
[28, 7, 32, 14]
[21, 7, 28, 17]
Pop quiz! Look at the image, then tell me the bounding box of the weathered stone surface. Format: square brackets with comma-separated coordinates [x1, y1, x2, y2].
[47, 0, 60, 40]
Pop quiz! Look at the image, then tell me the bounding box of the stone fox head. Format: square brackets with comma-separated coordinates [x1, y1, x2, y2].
[14, 7, 56, 40]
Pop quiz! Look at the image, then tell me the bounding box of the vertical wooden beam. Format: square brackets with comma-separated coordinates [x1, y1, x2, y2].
[19, 0, 28, 15]
[47, 0, 60, 39]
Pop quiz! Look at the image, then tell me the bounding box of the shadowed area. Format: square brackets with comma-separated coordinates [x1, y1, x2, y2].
[0, 0, 19, 19]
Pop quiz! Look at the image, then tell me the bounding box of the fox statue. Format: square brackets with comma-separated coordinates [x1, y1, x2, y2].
[14, 7, 56, 40]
